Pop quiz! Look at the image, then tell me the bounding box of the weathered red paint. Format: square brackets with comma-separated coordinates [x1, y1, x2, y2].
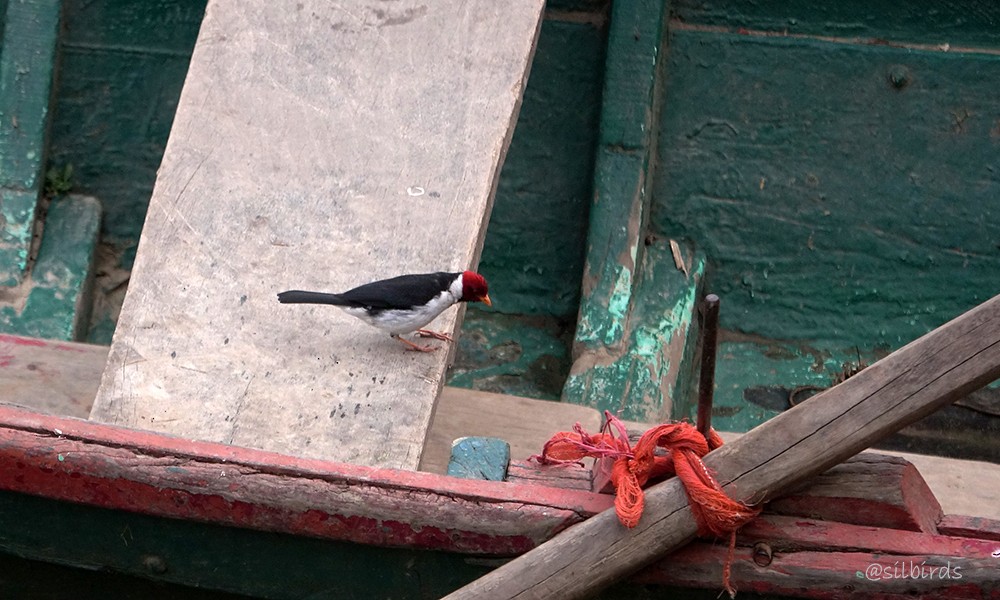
[938, 515, 1000, 542]
[1, 401, 998, 599]
[640, 544, 999, 599]
[739, 515, 999, 558]
[635, 516, 1000, 598]
[0, 334, 47, 347]
[0, 404, 612, 555]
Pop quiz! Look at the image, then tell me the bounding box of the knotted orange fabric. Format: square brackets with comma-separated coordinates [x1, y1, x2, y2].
[531, 412, 761, 597]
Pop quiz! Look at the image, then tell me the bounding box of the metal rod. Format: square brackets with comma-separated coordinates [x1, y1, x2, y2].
[696, 294, 720, 440]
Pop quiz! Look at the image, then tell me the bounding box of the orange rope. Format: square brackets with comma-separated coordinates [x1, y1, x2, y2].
[531, 412, 760, 597]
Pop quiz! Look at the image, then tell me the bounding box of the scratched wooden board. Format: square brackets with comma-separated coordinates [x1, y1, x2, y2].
[0, 335, 107, 417]
[88, 0, 545, 469]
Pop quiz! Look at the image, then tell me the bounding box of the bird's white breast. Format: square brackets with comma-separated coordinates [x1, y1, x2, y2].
[342, 277, 462, 335]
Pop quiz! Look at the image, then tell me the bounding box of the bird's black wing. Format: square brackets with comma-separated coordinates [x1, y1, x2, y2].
[338, 272, 460, 310]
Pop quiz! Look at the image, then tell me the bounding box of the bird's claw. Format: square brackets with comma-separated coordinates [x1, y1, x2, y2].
[395, 336, 439, 352]
[416, 329, 454, 342]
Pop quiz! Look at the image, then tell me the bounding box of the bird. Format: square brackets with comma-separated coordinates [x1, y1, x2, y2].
[277, 271, 491, 352]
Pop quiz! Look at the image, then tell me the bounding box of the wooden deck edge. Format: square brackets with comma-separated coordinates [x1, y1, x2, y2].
[0, 403, 612, 555]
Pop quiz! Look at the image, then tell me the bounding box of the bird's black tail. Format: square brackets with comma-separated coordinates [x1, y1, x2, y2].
[277, 290, 349, 305]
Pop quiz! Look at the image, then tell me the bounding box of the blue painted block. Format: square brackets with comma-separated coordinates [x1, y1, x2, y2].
[447, 437, 511, 481]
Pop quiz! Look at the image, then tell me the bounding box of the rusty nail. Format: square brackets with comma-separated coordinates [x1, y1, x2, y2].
[697, 294, 720, 441]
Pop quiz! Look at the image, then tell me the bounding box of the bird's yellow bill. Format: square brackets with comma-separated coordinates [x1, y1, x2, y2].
[481, 294, 492, 307]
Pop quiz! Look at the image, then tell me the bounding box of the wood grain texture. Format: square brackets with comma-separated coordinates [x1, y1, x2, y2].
[88, 0, 545, 469]
[640, 525, 1000, 599]
[768, 453, 943, 533]
[0, 403, 612, 555]
[0, 334, 107, 417]
[443, 294, 1000, 599]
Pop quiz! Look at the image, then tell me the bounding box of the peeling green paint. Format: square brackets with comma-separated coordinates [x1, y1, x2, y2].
[0, 195, 101, 340]
[0, 0, 62, 285]
[564, 246, 705, 421]
[574, 148, 647, 351]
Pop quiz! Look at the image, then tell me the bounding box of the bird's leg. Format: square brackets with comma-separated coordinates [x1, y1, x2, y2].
[416, 329, 454, 342]
[392, 334, 437, 352]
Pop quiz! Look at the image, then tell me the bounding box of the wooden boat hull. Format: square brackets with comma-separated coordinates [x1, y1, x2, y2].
[2, 402, 998, 599]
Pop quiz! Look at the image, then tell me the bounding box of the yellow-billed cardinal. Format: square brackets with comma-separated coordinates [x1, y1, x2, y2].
[277, 271, 491, 352]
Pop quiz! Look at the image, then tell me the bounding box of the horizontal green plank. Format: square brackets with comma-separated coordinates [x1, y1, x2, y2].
[652, 30, 1000, 351]
[0, 490, 488, 600]
[673, 0, 1000, 49]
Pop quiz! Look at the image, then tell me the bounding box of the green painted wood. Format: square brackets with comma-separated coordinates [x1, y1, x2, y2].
[449, 13, 606, 400]
[0, 490, 490, 600]
[0, 553, 254, 600]
[565, 241, 705, 422]
[450, 308, 573, 400]
[572, 0, 668, 356]
[0, 491, 740, 600]
[562, 0, 709, 421]
[43, 1, 205, 343]
[0, 0, 61, 286]
[0, 195, 101, 340]
[46, 0, 205, 252]
[651, 28, 1000, 435]
[447, 437, 511, 481]
[653, 30, 1000, 348]
[673, 0, 1000, 49]
[477, 17, 605, 319]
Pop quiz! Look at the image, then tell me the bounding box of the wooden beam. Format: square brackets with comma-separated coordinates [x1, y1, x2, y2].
[0, 403, 612, 555]
[639, 520, 1000, 600]
[87, 0, 545, 469]
[442, 293, 1000, 599]
[767, 452, 942, 533]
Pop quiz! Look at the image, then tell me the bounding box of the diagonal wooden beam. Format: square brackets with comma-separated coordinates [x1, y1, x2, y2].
[445, 293, 1000, 599]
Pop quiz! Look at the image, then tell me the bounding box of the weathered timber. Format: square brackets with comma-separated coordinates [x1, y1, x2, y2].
[87, 0, 544, 469]
[638, 521, 999, 599]
[768, 453, 943, 533]
[442, 294, 1000, 599]
[505, 460, 595, 492]
[938, 515, 1000, 543]
[0, 403, 612, 555]
[0, 334, 107, 416]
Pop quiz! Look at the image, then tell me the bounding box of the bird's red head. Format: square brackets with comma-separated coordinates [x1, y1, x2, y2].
[461, 271, 491, 306]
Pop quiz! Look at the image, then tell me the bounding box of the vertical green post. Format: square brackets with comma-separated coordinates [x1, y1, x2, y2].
[0, 0, 62, 286]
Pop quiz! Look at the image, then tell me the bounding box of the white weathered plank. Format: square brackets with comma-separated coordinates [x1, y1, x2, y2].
[89, 0, 544, 469]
